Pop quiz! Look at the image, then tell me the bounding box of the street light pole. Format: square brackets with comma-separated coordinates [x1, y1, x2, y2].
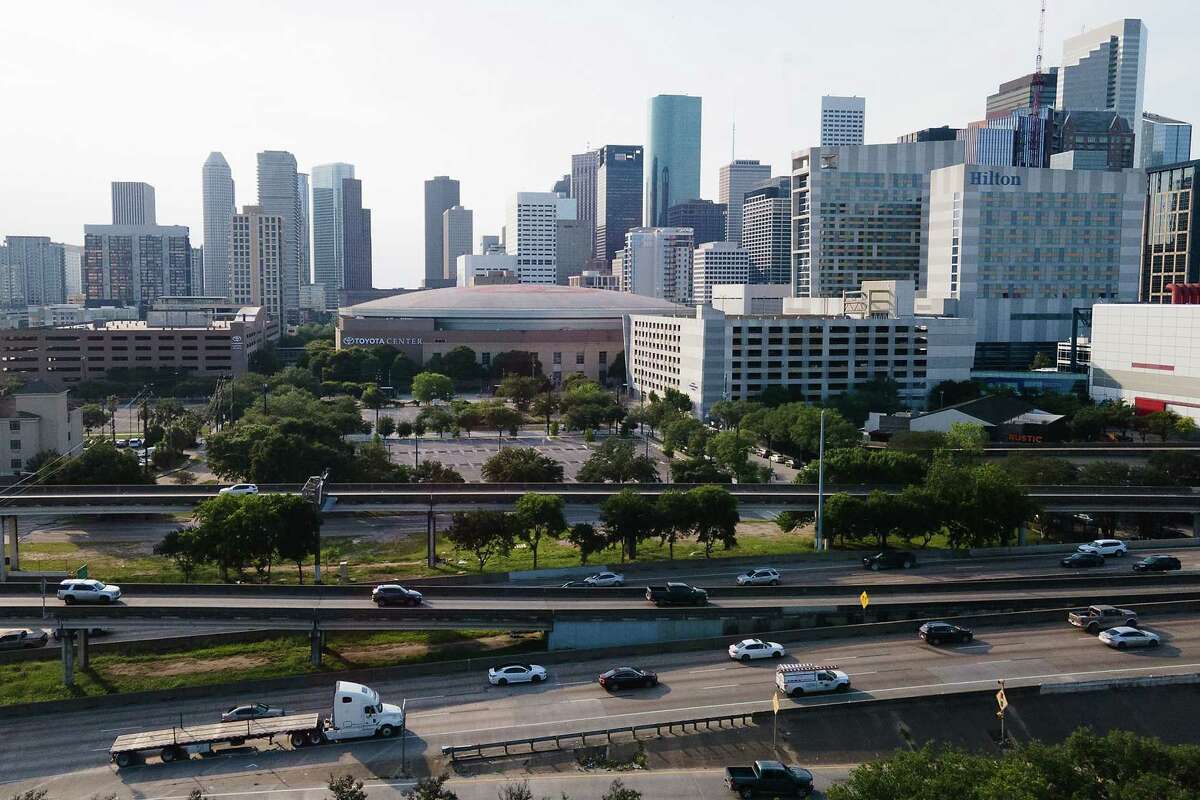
[815, 409, 826, 552]
[262, 383, 269, 414]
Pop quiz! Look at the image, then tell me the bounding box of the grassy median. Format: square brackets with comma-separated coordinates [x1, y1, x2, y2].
[0, 629, 544, 706]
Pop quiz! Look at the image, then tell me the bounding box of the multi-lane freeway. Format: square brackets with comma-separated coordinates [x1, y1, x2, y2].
[3, 615, 1199, 793]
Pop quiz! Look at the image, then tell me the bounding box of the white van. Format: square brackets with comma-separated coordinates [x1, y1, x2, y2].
[775, 663, 851, 697]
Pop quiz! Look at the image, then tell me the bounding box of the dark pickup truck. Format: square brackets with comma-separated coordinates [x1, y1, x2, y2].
[725, 760, 814, 798]
[645, 582, 708, 607]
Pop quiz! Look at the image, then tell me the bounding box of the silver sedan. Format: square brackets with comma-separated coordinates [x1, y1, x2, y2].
[1098, 626, 1160, 650]
[221, 703, 286, 723]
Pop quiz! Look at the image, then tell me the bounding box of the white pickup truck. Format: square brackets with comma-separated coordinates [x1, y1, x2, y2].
[109, 681, 405, 767]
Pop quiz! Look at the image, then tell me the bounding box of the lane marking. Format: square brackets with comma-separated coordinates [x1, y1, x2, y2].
[700, 684, 739, 690]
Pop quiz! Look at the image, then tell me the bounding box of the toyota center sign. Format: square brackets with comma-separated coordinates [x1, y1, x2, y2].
[342, 336, 423, 347]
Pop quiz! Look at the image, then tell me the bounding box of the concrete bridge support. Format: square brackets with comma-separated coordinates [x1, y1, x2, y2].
[310, 627, 325, 667]
[78, 629, 90, 670]
[5, 516, 18, 572]
[61, 631, 75, 686]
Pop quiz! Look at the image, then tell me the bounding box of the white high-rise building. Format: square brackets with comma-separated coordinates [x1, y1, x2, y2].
[820, 96, 866, 146]
[692, 242, 750, 306]
[1141, 113, 1192, 168]
[297, 172, 311, 284]
[62, 244, 83, 298]
[190, 247, 203, 296]
[257, 151, 302, 323]
[620, 227, 694, 304]
[202, 152, 235, 298]
[229, 205, 284, 322]
[82, 225, 191, 309]
[718, 160, 771, 244]
[1057, 19, 1148, 165]
[312, 162, 356, 309]
[111, 182, 156, 225]
[505, 192, 576, 285]
[442, 206, 474, 283]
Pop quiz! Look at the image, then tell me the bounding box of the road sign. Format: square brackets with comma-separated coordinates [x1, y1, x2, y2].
[772, 692, 780, 715]
[996, 687, 1008, 713]
[859, 591, 870, 609]
[76, 563, 88, 579]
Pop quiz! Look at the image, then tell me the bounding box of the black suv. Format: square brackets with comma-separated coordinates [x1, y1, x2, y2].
[1133, 554, 1182, 572]
[371, 584, 423, 606]
[918, 621, 974, 645]
[862, 550, 916, 570]
[1061, 552, 1105, 568]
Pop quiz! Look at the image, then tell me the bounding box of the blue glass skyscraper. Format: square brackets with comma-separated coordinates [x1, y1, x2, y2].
[644, 94, 702, 227]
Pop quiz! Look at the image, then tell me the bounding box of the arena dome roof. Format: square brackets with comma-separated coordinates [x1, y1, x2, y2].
[342, 284, 683, 319]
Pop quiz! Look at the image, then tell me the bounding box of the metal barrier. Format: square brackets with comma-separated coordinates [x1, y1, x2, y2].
[440, 711, 755, 761]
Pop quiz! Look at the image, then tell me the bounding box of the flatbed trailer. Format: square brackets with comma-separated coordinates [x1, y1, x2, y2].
[109, 712, 323, 767]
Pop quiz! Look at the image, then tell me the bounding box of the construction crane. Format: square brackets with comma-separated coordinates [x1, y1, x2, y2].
[1027, 0, 1048, 166]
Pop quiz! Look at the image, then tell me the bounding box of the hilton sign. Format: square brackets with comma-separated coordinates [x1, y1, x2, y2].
[969, 171, 1022, 186]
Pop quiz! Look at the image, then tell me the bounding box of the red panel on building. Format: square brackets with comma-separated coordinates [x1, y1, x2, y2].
[1134, 397, 1167, 414]
[1167, 284, 1200, 304]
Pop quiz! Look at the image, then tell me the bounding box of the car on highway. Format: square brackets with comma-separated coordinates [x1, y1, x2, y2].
[582, 571, 625, 587]
[1060, 551, 1106, 569]
[728, 638, 786, 662]
[220, 702, 287, 723]
[0, 628, 49, 650]
[1133, 554, 1182, 572]
[560, 580, 591, 588]
[775, 663, 850, 697]
[115, 439, 128, 448]
[1076, 539, 1128, 558]
[646, 582, 709, 606]
[1098, 626, 1161, 650]
[737, 568, 782, 586]
[371, 584, 423, 606]
[127, 438, 144, 449]
[53, 626, 106, 642]
[862, 550, 916, 570]
[219, 483, 260, 496]
[598, 666, 658, 690]
[487, 663, 547, 686]
[725, 760, 814, 798]
[56, 579, 122, 604]
[1069, 604, 1138, 634]
[918, 621, 974, 645]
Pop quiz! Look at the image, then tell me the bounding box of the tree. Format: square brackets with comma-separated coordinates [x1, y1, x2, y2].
[1000, 454, 1078, 486]
[80, 403, 110, 434]
[560, 381, 623, 432]
[267, 493, 322, 582]
[926, 379, 983, 410]
[577, 437, 660, 483]
[412, 460, 466, 483]
[412, 372, 455, 405]
[417, 406, 456, 438]
[530, 392, 559, 434]
[402, 775, 458, 800]
[887, 430, 947, 460]
[655, 489, 694, 559]
[669, 457, 732, 484]
[661, 415, 704, 457]
[454, 403, 484, 438]
[705, 430, 753, 476]
[497, 375, 543, 411]
[795, 448, 927, 486]
[361, 383, 385, 427]
[376, 416, 397, 438]
[513, 492, 565, 570]
[567, 522, 609, 565]
[328, 773, 368, 800]
[686, 485, 738, 557]
[482, 447, 564, 483]
[708, 399, 759, 431]
[600, 488, 658, 560]
[774, 510, 813, 535]
[478, 401, 525, 447]
[1077, 460, 1136, 486]
[153, 527, 202, 582]
[1145, 410, 1184, 442]
[426, 346, 480, 385]
[823, 492, 868, 547]
[389, 353, 420, 392]
[601, 780, 642, 800]
[52, 440, 151, 485]
[496, 781, 533, 800]
[941, 422, 987, 463]
[446, 510, 514, 573]
[1070, 405, 1109, 441]
[833, 378, 904, 426]
[490, 350, 541, 379]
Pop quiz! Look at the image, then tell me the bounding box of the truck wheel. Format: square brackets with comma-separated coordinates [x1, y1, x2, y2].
[160, 746, 178, 763]
[307, 729, 325, 745]
[1087, 623, 1099, 634]
[378, 724, 396, 738]
[837, 683, 850, 692]
[871, 564, 880, 571]
[115, 751, 134, 768]
[742, 789, 754, 800]
[791, 687, 805, 698]
[290, 732, 307, 748]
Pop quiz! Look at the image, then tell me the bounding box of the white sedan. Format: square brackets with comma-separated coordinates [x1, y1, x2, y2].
[728, 638, 786, 662]
[1099, 626, 1160, 650]
[219, 483, 260, 496]
[487, 663, 548, 686]
[736, 568, 781, 586]
[583, 572, 625, 587]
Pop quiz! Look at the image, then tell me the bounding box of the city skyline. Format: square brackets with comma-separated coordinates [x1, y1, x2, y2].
[3, 1, 1197, 289]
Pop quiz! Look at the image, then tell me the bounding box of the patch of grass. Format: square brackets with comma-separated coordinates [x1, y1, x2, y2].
[0, 629, 544, 706]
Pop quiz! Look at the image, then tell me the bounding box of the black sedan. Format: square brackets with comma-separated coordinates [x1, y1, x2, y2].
[1133, 554, 1182, 572]
[862, 550, 916, 570]
[371, 584, 424, 606]
[1061, 552, 1105, 568]
[918, 621, 974, 645]
[598, 666, 658, 691]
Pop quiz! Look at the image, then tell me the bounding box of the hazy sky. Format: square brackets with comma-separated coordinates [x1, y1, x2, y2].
[3, 1, 1196, 288]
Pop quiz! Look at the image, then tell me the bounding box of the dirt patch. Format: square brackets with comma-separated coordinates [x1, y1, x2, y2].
[104, 653, 272, 679]
[331, 633, 535, 666]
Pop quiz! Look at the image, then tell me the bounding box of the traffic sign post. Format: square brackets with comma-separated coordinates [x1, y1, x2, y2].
[996, 680, 1008, 745]
[772, 691, 781, 752]
[859, 591, 870, 610]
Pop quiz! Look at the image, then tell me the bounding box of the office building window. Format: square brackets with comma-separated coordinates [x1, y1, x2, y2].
[10, 440, 20, 451]
[553, 352, 562, 365]
[7, 421, 18, 431]
[575, 352, 585, 365]
[481, 352, 491, 367]
[599, 351, 608, 364]
[10, 459, 21, 470]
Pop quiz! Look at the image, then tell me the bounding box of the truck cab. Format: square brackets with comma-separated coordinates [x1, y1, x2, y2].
[725, 760, 814, 798]
[326, 681, 405, 741]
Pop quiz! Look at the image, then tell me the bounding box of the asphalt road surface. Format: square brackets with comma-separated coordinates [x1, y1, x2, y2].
[3, 615, 1198, 786]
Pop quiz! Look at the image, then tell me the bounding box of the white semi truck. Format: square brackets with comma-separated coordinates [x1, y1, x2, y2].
[109, 681, 405, 768]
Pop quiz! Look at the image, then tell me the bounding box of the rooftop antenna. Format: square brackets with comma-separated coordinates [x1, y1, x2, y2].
[731, 116, 736, 161]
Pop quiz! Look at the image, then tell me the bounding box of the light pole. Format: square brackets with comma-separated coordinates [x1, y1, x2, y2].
[261, 383, 269, 414]
[815, 409, 826, 552]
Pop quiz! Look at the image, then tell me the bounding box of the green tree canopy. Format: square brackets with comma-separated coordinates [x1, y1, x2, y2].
[600, 488, 659, 560]
[52, 440, 151, 485]
[481, 447, 564, 483]
[577, 437, 660, 483]
[412, 372, 455, 405]
[497, 375, 544, 411]
[446, 510, 514, 573]
[795, 448, 927, 486]
[513, 492, 566, 569]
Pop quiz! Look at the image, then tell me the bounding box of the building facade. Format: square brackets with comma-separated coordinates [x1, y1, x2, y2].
[1141, 113, 1193, 169]
[961, 126, 1017, 167]
[594, 145, 643, 267]
[457, 253, 518, 287]
[190, 247, 204, 296]
[82, 224, 192, 310]
[63, 243, 83, 298]
[665, 200, 726, 247]
[424, 176, 460, 289]
[1054, 110, 1135, 170]
[297, 172, 310, 286]
[256, 151, 302, 323]
[1057, 18, 1148, 165]
[506, 192, 576, 285]
[985, 69, 1058, 121]
[442, 205, 473, 284]
[229, 206, 284, 322]
[555, 219, 591, 286]
[1, 236, 66, 306]
[741, 177, 791, 285]
[0, 389, 83, 476]
[312, 162, 356, 309]
[569, 271, 619, 290]
[1140, 159, 1199, 302]
[479, 234, 501, 254]
[790, 140, 965, 298]
[341, 178, 372, 292]
[570, 150, 600, 238]
[620, 227, 695, 304]
[718, 160, 772, 244]
[692, 242, 750, 306]
[644, 94, 702, 226]
[202, 152, 235, 298]
[820, 96, 865, 146]
[898, 126, 961, 143]
[925, 163, 1145, 369]
[111, 182, 156, 225]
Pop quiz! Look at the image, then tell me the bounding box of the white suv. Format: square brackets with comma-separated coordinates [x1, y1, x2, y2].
[737, 567, 782, 586]
[728, 638, 786, 662]
[56, 579, 122, 604]
[219, 483, 259, 496]
[1077, 539, 1128, 558]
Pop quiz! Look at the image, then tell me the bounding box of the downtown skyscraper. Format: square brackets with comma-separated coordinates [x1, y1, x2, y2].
[111, 182, 156, 225]
[820, 96, 866, 146]
[256, 150, 302, 323]
[594, 145, 643, 267]
[718, 159, 771, 244]
[202, 152, 235, 297]
[312, 162, 356, 308]
[644, 94, 701, 227]
[424, 176, 460, 288]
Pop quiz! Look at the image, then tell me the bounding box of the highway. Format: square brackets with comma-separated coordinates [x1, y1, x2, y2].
[3, 615, 1199, 789]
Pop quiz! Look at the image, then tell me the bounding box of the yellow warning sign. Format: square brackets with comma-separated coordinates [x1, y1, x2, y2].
[772, 692, 781, 715]
[860, 591, 870, 609]
[996, 687, 1008, 713]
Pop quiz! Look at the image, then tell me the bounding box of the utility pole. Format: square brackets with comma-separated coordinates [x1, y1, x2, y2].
[815, 409, 826, 552]
[261, 383, 269, 414]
